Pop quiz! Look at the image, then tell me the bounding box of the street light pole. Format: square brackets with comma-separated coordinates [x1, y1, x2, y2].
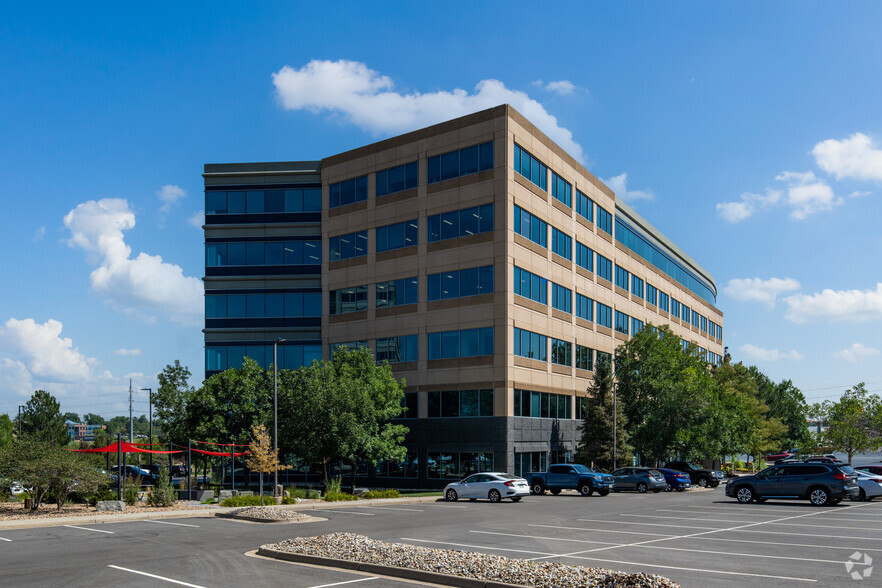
[613, 382, 617, 471]
[273, 337, 286, 500]
[141, 388, 153, 468]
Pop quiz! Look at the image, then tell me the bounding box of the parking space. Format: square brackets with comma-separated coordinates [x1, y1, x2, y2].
[2, 489, 880, 586]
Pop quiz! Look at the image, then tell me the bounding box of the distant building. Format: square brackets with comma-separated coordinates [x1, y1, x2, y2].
[66, 421, 105, 442]
[203, 105, 724, 488]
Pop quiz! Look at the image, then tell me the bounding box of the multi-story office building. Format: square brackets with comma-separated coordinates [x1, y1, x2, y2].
[203, 105, 723, 488]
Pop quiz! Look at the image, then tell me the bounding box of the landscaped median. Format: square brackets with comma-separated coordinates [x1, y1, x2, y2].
[258, 532, 679, 588]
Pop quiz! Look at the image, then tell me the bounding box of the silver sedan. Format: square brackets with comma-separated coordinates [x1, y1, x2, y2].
[444, 472, 530, 503]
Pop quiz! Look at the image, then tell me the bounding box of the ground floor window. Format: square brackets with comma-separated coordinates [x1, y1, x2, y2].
[514, 451, 546, 478]
[427, 451, 494, 479]
[375, 452, 418, 478]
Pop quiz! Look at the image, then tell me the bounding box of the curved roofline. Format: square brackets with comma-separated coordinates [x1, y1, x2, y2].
[614, 198, 717, 297]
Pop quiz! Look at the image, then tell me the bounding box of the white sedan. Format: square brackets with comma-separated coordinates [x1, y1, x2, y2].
[444, 472, 530, 503]
[851, 470, 882, 502]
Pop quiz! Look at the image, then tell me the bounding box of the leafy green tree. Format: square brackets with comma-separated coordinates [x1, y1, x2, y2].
[0, 414, 13, 449]
[748, 367, 812, 450]
[62, 412, 81, 423]
[615, 325, 717, 464]
[154, 360, 196, 446]
[575, 358, 631, 471]
[823, 383, 882, 463]
[20, 390, 69, 446]
[83, 413, 105, 426]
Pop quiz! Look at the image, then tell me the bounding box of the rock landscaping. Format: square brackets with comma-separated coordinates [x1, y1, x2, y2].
[225, 506, 310, 521]
[263, 532, 679, 587]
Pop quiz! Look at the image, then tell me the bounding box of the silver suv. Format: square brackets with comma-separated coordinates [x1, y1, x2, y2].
[725, 462, 859, 506]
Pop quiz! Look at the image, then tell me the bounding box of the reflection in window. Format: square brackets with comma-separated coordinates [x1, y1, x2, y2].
[206, 292, 321, 318]
[428, 266, 493, 301]
[428, 141, 493, 184]
[206, 344, 321, 371]
[376, 162, 418, 197]
[513, 327, 547, 361]
[551, 171, 572, 207]
[428, 204, 493, 242]
[551, 338, 572, 366]
[551, 227, 572, 260]
[329, 175, 368, 208]
[575, 293, 593, 322]
[426, 389, 494, 417]
[513, 205, 547, 248]
[513, 144, 547, 190]
[575, 345, 594, 371]
[376, 277, 418, 308]
[513, 389, 571, 419]
[376, 335, 418, 363]
[329, 231, 368, 261]
[205, 188, 322, 214]
[596, 254, 612, 281]
[596, 302, 612, 328]
[576, 189, 594, 223]
[551, 283, 572, 314]
[513, 266, 547, 304]
[329, 286, 367, 314]
[376, 219, 418, 252]
[206, 240, 321, 266]
[427, 328, 494, 359]
[427, 451, 494, 479]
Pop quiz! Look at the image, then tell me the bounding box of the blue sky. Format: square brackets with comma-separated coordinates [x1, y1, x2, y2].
[1, 2, 880, 418]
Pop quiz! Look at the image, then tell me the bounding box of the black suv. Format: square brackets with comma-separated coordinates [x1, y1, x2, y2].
[725, 462, 859, 506]
[665, 461, 725, 488]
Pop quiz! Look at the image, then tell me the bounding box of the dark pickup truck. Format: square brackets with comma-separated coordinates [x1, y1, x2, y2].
[527, 463, 614, 496]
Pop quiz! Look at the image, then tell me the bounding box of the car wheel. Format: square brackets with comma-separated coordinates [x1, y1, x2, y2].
[598, 488, 610, 497]
[710, 481, 720, 488]
[551, 489, 561, 495]
[637, 482, 648, 493]
[445, 489, 458, 502]
[531, 483, 545, 495]
[859, 489, 868, 502]
[676, 487, 685, 492]
[809, 487, 829, 506]
[579, 484, 594, 497]
[736, 486, 754, 503]
[511, 496, 522, 502]
[664, 484, 672, 492]
[489, 489, 502, 503]
[697, 477, 709, 488]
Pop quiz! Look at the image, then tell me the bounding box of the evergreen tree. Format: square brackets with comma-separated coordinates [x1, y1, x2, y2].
[575, 358, 631, 471]
[21, 390, 69, 446]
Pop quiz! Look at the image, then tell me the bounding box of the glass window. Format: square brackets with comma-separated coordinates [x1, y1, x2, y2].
[597, 205, 612, 235]
[227, 191, 245, 213]
[513, 266, 547, 304]
[646, 283, 658, 306]
[329, 285, 367, 314]
[596, 302, 612, 328]
[376, 219, 418, 252]
[576, 293, 593, 322]
[551, 283, 572, 314]
[428, 141, 493, 184]
[576, 242, 593, 272]
[575, 189, 593, 223]
[513, 205, 547, 248]
[575, 345, 594, 371]
[596, 254, 612, 281]
[428, 328, 493, 359]
[376, 335, 418, 363]
[514, 389, 571, 419]
[329, 231, 368, 261]
[671, 298, 681, 318]
[615, 265, 630, 290]
[329, 175, 368, 208]
[246, 191, 264, 213]
[615, 310, 630, 334]
[631, 317, 644, 334]
[551, 171, 572, 207]
[428, 204, 493, 242]
[513, 327, 546, 361]
[206, 344, 320, 372]
[682, 304, 690, 323]
[376, 161, 418, 197]
[551, 227, 572, 260]
[376, 277, 418, 308]
[658, 291, 670, 312]
[206, 191, 226, 214]
[428, 266, 493, 301]
[513, 143, 547, 190]
[551, 338, 572, 366]
[631, 276, 644, 299]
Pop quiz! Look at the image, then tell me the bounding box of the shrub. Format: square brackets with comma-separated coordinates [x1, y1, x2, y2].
[122, 476, 141, 506]
[307, 489, 321, 499]
[89, 489, 116, 507]
[147, 468, 176, 507]
[326, 477, 342, 494]
[221, 495, 264, 507]
[360, 489, 400, 499]
[323, 490, 357, 502]
[0, 487, 9, 502]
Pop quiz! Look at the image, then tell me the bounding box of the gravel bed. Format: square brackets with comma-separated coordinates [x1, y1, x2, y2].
[0, 501, 207, 521]
[265, 532, 678, 587]
[228, 506, 309, 520]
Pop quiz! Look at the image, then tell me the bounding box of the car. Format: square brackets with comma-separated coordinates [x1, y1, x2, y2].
[851, 470, 882, 502]
[854, 465, 882, 477]
[610, 467, 667, 493]
[443, 472, 529, 503]
[803, 455, 844, 464]
[526, 463, 614, 497]
[763, 451, 794, 462]
[665, 461, 726, 488]
[9, 482, 29, 496]
[110, 465, 157, 486]
[656, 468, 692, 492]
[725, 462, 859, 506]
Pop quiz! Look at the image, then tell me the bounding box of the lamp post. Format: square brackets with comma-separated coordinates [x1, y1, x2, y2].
[141, 388, 152, 468]
[613, 382, 617, 471]
[273, 337, 286, 500]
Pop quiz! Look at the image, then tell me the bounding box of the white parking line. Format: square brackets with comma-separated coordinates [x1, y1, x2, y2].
[531, 523, 675, 537]
[699, 535, 882, 553]
[471, 530, 623, 547]
[311, 509, 375, 516]
[428, 504, 469, 508]
[578, 518, 721, 530]
[623, 512, 882, 532]
[308, 577, 379, 588]
[622, 513, 764, 523]
[108, 565, 205, 587]
[142, 520, 200, 527]
[359, 506, 423, 512]
[64, 525, 113, 534]
[0, 537, 11, 542]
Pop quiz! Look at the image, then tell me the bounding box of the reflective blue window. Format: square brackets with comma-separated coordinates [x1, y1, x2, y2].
[329, 285, 368, 314]
[597, 205, 612, 235]
[428, 141, 493, 183]
[513, 389, 571, 419]
[206, 344, 320, 371]
[513, 205, 547, 248]
[631, 317, 644, 334]
[575, 345, 594, 371]
[513, 327, 547, 361]
[428, 266, 493, 301]
[615, 311, 630, 335]
[330, 341, 369, 358]
[596, 302, 612, 328]
[700, 315, 708, 333]
[575, 294, 593, 322]
[376, 219, 418, 252]
[329, 231, 368, 261]
[376, 161, 418, 197]
[427, 327, 494, 359]
[551, 172, 572, 207]
[682, 304, 690, 324]
[427, 390, 494, 418]
[670, 298, 681, 318]
[376, 277, 418, 308]
[658, 291, 670, 312]
[576, 189, 594, 223]
[551, 283, 572, 314]
[329, 175, 368, 208]
[206, 189, 321, 214]
[428, 204, 494, 242]
[551, 338, 572, 366]
[615, 265, 630, 290]
[551, 227, 572, 260]
[576, 242, 593, 273]
[596, 254, 612, 282]
[646, 283, 658, 306]
[692, 309, 701, 329]
[376, 335, 418, 363]
[513, 144, 548, 190]
[631, 276, 644, 299]
[513, 266, 547, 304]
[206, 240, 321, 266]
[205, 292, 321, 318]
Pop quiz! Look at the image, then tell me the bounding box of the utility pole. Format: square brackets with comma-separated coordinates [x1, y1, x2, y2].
[141, 388, 153, 468]
[128, 378, 134, 443]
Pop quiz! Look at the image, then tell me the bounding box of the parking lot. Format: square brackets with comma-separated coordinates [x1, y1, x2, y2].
[1, 486, 879, 587]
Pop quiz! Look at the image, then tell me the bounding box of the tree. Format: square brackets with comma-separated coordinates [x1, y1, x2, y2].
[243, 423, 290, 505]
[83, 413, 106, 426]
[575, 357, 631, 471]
[615, 326, 717, 464]
[748, 368, 812, 450]
[0, 414, 13, 450]
[62, 412, 81, 424]
[20, 390, 69, 446]
[153, 360, 196, 446]
[823, 383, 882, 463]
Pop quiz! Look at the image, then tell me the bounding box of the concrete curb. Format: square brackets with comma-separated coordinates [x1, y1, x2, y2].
[215, 512, 326, 524]
[256, 546, 525, 588]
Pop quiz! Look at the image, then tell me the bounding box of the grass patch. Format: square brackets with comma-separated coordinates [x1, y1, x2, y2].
[323, 491, 358, 502]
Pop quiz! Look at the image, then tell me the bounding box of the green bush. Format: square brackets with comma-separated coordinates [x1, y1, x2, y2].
[89, 489, 116, 507]
[0, 487, 10, 502]
[323, 490, 357, 502]
[360, 489, 400, 499]
[221, 495, 264, 507]
[147, 468, 176, 507]
[307, 489, 321, 499]
[326, 477, 342, 494]
[122, 476, 141, 506]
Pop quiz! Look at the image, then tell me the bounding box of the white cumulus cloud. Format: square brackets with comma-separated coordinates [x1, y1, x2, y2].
[157, 184, 186, 212]
[113, 348, 141, 356]
[723, 277, 801, 308]
[188, 210, 205, 229]
[63, 198, 203, 325]
[775, 170, 841, 219]
[832, 343, 880, 363]
[545, 80, 577, 95]
[0, 318, 95, 382]
[272, 59, 585, 163]
[739, 344, 803, 362]
[603, 172, 654, 201]
[784, 283, 882, 323]
[812, 132, 882, 181]
[716, 189, 781, 223]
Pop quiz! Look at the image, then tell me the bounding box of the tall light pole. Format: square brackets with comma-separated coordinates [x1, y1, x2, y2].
[613, 382, 618, 471]
[273, 337, 286, 500]
[141, 388, 152, 468]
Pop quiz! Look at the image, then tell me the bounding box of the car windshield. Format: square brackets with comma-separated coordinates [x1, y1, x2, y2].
[649, 469, 663, 476]
[571, 464, 593, 474]
[839, 465, 855, 474]
[497, 474, 520, 480]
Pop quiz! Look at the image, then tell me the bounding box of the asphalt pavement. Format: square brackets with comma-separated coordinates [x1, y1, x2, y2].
[1, 487, 879, 587]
